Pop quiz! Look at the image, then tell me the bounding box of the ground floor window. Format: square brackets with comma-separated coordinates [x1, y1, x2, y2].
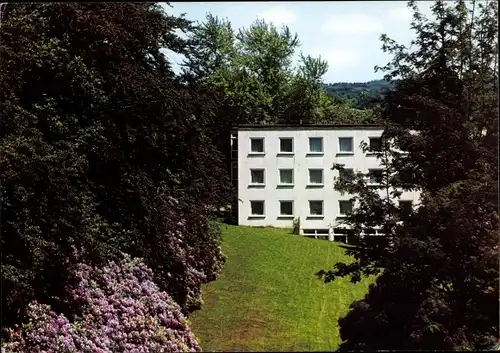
[250, 201, 264, 216]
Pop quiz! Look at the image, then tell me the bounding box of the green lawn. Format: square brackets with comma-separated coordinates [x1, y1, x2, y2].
[189, 225, 375, 352]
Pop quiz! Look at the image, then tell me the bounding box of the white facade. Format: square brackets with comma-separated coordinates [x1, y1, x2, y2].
[231, 125, 420, 240]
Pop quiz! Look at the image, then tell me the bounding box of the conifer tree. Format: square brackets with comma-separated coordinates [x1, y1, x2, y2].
[318, 1, 499, 350]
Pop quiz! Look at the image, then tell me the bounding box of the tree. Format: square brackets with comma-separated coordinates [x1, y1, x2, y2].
[1, 2, 228, 331]
[181, 13, 236, 84]
[318, 0, 499, 350]
[276, 53, 330, 124]
[182, 16, 330, 125]
[182, 14, 382, 129]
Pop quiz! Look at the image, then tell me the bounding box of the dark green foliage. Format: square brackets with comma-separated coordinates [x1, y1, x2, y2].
[319, 0, 499, 350]
[332, 175, 499, 350]
[1, 2, 229, 331]
[1, 132, 117, 325]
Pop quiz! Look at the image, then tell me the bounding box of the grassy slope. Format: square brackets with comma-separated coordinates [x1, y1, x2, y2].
[190, 225, 375, 352]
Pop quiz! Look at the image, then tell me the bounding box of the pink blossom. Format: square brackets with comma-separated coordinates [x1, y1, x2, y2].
[2, 255, 201, 353]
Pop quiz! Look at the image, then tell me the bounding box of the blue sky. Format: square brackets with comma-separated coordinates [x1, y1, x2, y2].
[163, 1, 436, 83]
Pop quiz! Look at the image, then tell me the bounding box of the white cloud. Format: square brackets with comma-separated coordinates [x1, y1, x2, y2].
[321, 13, 383, 35]
[257, 7, 297, 25]
[321, 49, 361, 71]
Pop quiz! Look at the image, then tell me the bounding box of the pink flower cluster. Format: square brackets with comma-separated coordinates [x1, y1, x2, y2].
[2, 255, 201, 353]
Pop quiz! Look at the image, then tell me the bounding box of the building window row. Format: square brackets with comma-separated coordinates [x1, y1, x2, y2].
[249, 168, 385, 187]
[249, 199, 413, 218]
[249, 136, 382, 155]
[249, 200, 352, 218]
[249, 200, 329, 218]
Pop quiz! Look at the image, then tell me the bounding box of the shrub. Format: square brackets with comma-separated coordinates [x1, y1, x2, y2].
[1, 3, 229, 327]
[292, 217, 301, 235]
[1, 255, 201, 353]
[0, 133, 119, 327]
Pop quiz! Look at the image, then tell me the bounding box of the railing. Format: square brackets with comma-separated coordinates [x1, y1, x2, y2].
[302, 229, 329, 239]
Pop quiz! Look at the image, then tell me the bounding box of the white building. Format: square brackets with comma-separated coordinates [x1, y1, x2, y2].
[230, 124, 420, 241]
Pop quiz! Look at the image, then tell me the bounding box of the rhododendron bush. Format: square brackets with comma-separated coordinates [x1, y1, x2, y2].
[2, 256, 201, 352]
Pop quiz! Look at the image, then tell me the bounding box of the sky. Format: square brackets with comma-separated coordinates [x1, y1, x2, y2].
[163, 1, 436, 83]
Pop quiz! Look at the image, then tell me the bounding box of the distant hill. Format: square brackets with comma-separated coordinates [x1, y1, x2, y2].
[322, 79, 394, 109]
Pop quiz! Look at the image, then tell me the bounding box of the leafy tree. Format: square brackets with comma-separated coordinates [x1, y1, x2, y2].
[183, 14, 383, 128]
[1, 2, 228, 331]
[318, 0, 498, 350]
[182, 13, 386, 140]
[181, 13, 236, 84]
[320, 101, 381, 124]
[182, 15, 330, 125]
[275, 53, 330, 124]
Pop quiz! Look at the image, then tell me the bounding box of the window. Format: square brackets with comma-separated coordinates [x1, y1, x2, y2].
[303, 229, 329, 237]
[279, 201, 293, 216]
[231, 162, 238, 180]
[309, 137, 323, 153]
[308, 169, 324, 184]
[368, 169, 383, 184]
[231, 134, 238, 159]
[363, 227, 376, 235]
[394, 169, 412, 186]
[369, 137, 382, 152]
[250, 138, 264, 153]
[309, 201, 324, 216]
[333, 228, 355, 242]
[399, 200, 413, 216]
[339, 168, 354, 183]
[250, 201, 264, 216]
[250, 169, 265, 184]
[279, 169, 294, 184]
[333, 228, 353, 235]
[231, 162, 238, 189]
[339, 137, 353, 153]
[339, 200, 353, 216]
[279, 138, 293, 153]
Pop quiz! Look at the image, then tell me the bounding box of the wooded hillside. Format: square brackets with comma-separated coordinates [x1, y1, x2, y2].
[322, 79, 394, 109]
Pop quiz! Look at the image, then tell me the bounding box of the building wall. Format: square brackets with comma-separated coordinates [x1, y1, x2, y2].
[237, 127, 420, 231]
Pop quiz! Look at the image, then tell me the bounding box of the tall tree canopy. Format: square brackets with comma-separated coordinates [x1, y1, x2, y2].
[1, 2, 229, 330]
[318, 0, 498, 350]
[181, 14, 372, 126]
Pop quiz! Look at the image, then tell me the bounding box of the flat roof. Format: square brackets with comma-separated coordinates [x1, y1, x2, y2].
[233, 124, 384, 131]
